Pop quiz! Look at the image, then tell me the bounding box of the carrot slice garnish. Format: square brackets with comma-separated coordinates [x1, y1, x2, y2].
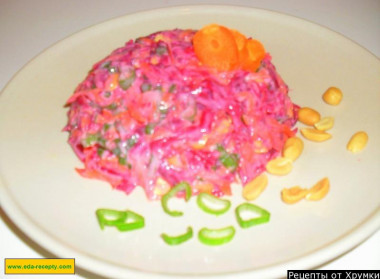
[230, 29, 246, 52]
[193, 24, 266, 72]
[193, 24, 239, 71]
[241, 39, 266, 72]
[230, 29, 250, 66]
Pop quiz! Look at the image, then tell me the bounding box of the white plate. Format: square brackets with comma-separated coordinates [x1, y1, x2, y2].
[0, 5, 379, 279]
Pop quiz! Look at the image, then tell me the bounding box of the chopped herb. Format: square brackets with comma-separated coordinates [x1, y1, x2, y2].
[101, 61, 111, 69]
[115, 210, 145, 232]
[103, 91, 112, 98]
[219, 153, 239, 171]
[159, 102, 169, 115]
[118, 156, 127, 166]
[135, 37, 145, 44]
[112, 146, 121, 156]
[217, 144, 239, 171]
[98, 137, 106, 147]
[168, 84, 176, 93]
[183, 104, 197, 122]
[103, 123, 111, 131]
[127, 135, 138, 148]
[119, 69, 136, 90]
[83, 133, 99, 147]
[216, 144, 225, 153]
[145, 123, 155, 135]
[105, 103, 118, 111]
[159, 107, 168, 115]
[108, 66, 119, 73]
[140, 82, 152, 92]
[97, 147, 105, 157]
[155, 45, 167, 55]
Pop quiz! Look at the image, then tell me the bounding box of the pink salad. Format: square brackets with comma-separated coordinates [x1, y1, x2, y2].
[64, 28, 298, 200]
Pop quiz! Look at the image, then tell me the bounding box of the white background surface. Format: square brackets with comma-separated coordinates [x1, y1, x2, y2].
[0, 0, 379, 278]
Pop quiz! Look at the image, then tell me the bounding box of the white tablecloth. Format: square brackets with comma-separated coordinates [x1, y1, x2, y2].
[1, 0, 379, 278]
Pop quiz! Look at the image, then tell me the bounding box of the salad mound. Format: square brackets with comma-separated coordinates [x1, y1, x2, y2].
[64, 26, 298, 200]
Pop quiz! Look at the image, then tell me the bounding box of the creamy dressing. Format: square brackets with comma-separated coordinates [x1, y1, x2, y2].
[64, 29, 298, 200]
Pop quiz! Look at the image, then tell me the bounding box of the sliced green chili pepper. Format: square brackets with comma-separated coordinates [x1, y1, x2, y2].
[161, 182, 192, 217]
[161, 226, 193, 245]
[96, 209, 127, 230]
[196, 193, 231, 215]
[235, 203, 270, 228]
[96, 209, 144, 231]
[115, 210, 145, 232]
[198, 226, 235, 246]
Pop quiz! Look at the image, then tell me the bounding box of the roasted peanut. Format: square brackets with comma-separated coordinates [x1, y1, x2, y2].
[347, 131, 368, 153]
[298, 107, 321, 126]
[242, 173, 268, 201]
[282, 137, 304, 162]
[281, 186, 309, 204]
[314, 117, 334, 131]
[154, 177, 171, 196]
[305, 177, 330, 201]
[323, 87, 343, 105]
[266, 157, 292, 175]
[301, 128, 332, 142]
